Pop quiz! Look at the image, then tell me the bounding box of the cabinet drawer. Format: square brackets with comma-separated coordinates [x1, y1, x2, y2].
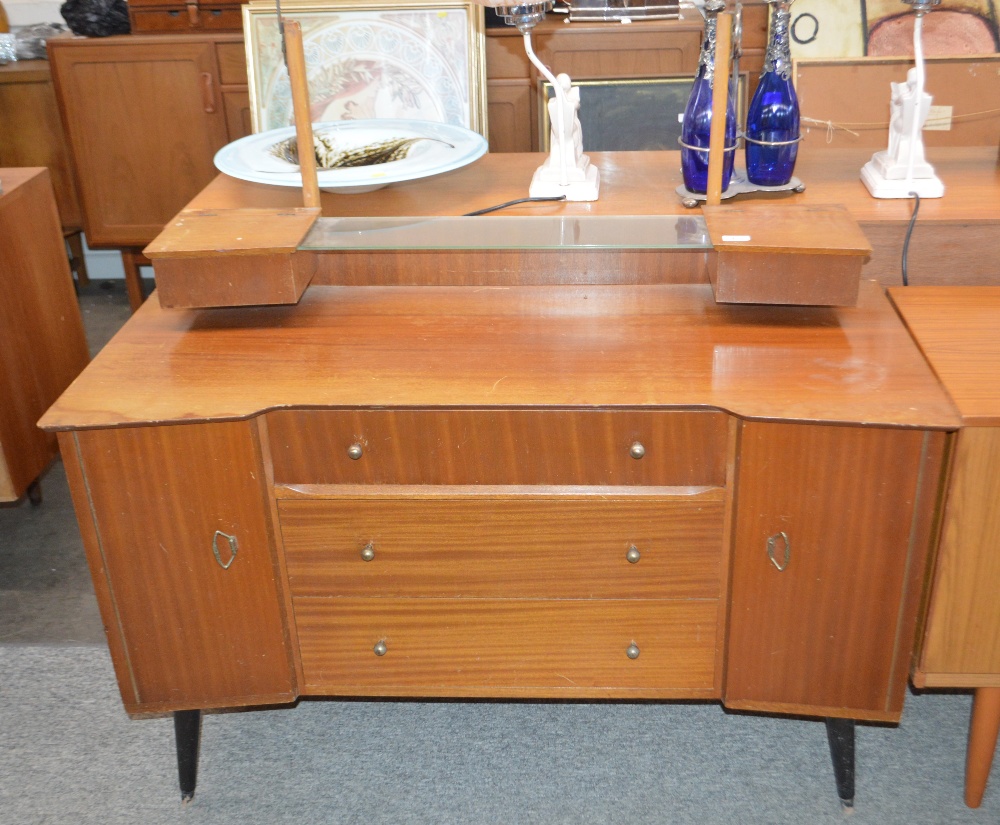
[296, 597, 718, 695]
[130, 7, 243, 33]
[216, 42, 248, 86]
[267, 409, 729, 487]
[279, 492, 725, 599]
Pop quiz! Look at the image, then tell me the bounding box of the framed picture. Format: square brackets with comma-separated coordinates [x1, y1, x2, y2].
[539, 75, 748, 153]
[242, 0, 488, 136]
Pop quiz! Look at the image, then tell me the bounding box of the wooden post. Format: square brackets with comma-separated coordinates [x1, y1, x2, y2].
[705, 12, 732, 207]
[284, 20, 321, 209]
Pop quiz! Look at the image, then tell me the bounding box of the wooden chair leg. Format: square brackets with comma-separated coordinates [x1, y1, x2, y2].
[63, 230, 90, 288]
[966, 687, 1000, 808]
[121, 248, 150, 312]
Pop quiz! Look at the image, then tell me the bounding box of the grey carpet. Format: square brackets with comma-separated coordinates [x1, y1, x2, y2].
[1, 645, 997, 824]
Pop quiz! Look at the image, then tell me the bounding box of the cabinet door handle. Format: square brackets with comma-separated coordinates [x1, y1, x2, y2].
[200, 72, 216, 114]
[212, 530, 238, 569]
[766, 531, 790, 572]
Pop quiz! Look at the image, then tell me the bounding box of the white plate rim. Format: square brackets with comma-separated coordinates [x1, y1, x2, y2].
[214, 119, 487, 191]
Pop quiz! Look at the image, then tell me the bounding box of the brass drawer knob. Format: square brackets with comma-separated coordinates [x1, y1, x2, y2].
[373, 640, 387, 657]
[360, 543, 375, 562]
[629, 442, 646, 460]
[347, 443, 364, 460]
[626, 545, 641, 564]
[626, 643, 640, 660]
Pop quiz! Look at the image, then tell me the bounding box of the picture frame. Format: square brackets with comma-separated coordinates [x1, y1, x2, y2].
[242, 0, 488, 136]
[539, 75, 748, 153]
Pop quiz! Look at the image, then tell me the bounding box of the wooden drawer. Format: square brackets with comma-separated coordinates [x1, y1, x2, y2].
[295, 597, 718, 695]
[267, 409, 729, 487]
[216, 42, 248, 86]
[130, 6, 243, 33]
[279, 492, 725, 599]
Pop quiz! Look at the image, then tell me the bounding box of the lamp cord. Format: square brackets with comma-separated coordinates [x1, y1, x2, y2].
[463, 196, 567, 216]
[901, 192, 921, 286]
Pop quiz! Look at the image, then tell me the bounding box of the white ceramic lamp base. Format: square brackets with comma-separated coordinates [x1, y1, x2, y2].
[861, 156, 944, 199]
[529, 157, 600, 201]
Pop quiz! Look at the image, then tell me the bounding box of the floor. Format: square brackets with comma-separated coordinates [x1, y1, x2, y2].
[0, 277, 141, 645]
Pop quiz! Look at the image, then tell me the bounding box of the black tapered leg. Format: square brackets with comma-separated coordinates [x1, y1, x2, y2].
[825, 717, 856, 809]
[26, 480, 42, 507]
[174, 710, 202, 803]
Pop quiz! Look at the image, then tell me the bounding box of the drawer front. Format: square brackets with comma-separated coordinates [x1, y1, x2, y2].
[130, 7, 243, 32]
[279, 493, 725, 599]
[216, 42, 248, 86]
[296, 597, 718, 693]
[268, 409, 729, 487]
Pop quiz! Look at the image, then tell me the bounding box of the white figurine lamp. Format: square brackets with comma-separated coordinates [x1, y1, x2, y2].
[476, 1, 600, 200]
[861, 0, 944, 198]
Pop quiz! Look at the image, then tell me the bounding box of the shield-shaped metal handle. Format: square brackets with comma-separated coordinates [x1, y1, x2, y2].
[767, 531, 791, 572]
[212, 531, 238, 570]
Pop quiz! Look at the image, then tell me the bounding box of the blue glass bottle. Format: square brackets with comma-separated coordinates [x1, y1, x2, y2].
[680, 5, 736, 194]
[745, 0, 800, 187]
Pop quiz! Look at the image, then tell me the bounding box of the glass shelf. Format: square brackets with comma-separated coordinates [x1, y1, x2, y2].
[299, 215, 711, 251]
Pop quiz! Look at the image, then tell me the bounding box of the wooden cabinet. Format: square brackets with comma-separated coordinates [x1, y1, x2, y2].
[0, 168, 89, 502]
[891, 287, 1000, 808]
[42, 278, 957, 721]
[48, 35, 249, 249]
[727, 421, 944, 720]
[0, 61, 83, 231]
[60, 421, 295, 711]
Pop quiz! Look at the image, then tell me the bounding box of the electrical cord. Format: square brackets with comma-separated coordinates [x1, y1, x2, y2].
[463, 196, 567, 216]
[901, 192, 921, 286]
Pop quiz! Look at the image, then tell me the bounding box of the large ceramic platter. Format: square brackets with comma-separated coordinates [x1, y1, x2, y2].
[214, 119, 487, 194]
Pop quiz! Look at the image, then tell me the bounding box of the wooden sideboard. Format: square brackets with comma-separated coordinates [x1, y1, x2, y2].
[0, 168, 89, 503]
[891, 287, 1000, 809]
[42, 197, 961, 807]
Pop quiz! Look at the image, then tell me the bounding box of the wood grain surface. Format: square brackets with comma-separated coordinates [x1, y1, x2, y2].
[186, 147, 1000, 226]
[725, 422, 946, 721]
[890, 287, 1000, 426]
[68, 422, 296, 712]
[0, 169, 89, 500]
[267, 409, 729, 487]
[295, 597, 719, 697]
[39, 282, 959, 431]
[279, 492, 725, 599]
[918, 427, 1000, 683]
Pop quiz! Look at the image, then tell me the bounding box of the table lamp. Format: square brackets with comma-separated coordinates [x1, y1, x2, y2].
[474, 0, 600, 200]
[860, 0, 945, 199]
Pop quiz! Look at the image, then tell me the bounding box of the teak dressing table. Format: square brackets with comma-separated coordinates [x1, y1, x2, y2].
[41, 164, 963, 809]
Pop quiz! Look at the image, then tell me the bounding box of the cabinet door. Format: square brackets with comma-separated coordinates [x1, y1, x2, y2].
[63, 421, 295, 713]
[725, 422, 944, 721]
[49, 39, 229, 247]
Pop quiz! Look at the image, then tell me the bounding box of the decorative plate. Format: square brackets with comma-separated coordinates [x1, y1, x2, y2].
[214, 119, 487, 194]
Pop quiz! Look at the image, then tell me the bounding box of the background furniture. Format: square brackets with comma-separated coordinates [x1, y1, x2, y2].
[892, 287, 1000, 809]
[0, 167, 89, 503]
[47, 33, 251, 310]
[0, 59, 89, 286]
